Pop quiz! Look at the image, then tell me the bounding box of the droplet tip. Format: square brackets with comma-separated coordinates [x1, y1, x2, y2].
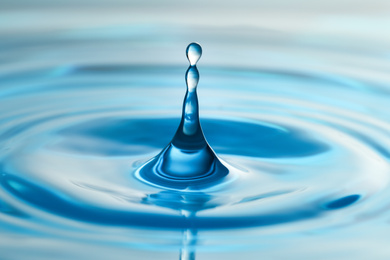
[186, 42, 202, 66]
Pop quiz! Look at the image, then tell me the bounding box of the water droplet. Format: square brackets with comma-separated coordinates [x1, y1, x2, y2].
[186, 42, 202, 66]
[185, 66, 199, 92]
[137, 43, 228, 189]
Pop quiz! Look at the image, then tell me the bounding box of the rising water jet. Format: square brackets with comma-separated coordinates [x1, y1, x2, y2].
[137, 43, 229, 189]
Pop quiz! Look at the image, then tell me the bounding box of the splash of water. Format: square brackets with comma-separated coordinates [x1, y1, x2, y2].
[137, 43, 228, 189]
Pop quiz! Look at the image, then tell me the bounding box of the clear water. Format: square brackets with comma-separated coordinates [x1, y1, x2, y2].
[2, 2, 390, 259]
[138, 43, 229, 192]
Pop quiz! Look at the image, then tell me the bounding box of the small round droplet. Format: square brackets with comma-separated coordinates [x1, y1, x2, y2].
[186, 42, 202, 66]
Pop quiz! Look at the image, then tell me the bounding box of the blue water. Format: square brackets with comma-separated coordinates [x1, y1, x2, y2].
[2, 3, 390, 259]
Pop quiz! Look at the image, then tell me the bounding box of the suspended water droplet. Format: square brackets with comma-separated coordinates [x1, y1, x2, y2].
[186, 42, 202, 66]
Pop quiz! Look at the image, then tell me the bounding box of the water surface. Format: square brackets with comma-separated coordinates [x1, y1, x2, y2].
[1, 1, 390, 259]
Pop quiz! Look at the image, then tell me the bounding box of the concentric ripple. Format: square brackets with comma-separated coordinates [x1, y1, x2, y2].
[1, 25, 390, 259]
[1, 63, 390, 235]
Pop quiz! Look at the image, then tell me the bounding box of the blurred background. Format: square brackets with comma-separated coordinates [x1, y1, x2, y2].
[1, 0, 389, 71]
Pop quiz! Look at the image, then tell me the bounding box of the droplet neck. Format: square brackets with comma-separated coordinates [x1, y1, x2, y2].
[136, 42, 228, 189]
[172, 59, 206, 150]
